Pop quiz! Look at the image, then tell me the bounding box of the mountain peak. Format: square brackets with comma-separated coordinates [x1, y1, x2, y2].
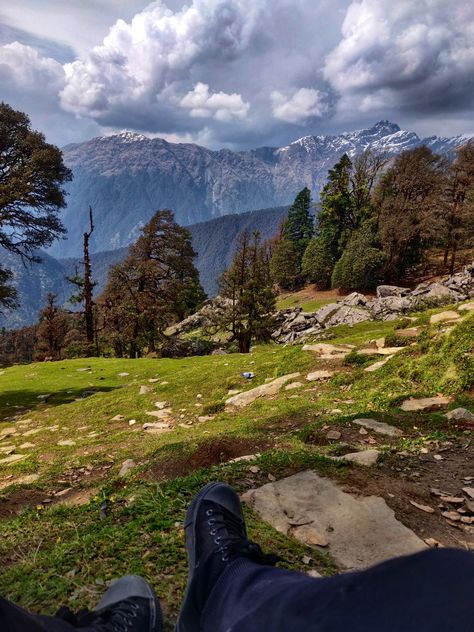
[370, 120, 401, 135]
[106, 131, 149, 143]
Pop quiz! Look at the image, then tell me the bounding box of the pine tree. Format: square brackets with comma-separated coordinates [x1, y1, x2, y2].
[99, 210, 205, 357]
[210, 231, 276, 353]
[283, 187, 314, 270]
[0, 102, 71, 306]
[375, 147, 445, 281]
[34, 293, 69, 361]
[269, 239, 299, 289]
[438, 141, 474, 274]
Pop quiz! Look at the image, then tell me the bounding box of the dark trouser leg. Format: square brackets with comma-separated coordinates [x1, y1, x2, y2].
[201, 548, 474, 632]
[0, 597, 76, 632]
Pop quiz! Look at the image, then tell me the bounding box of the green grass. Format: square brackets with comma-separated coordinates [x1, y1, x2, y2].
[0, 311, 472, 623]
[276, 295, 335, 312]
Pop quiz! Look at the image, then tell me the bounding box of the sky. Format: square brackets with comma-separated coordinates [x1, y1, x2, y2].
[1, 0, 473, 149]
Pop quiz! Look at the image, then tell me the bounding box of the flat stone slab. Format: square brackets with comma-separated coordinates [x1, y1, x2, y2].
[145, 409, 173, 419]
[353, 418, 403, 438]
[245, 470, 427, 571]
[306, 370, 333, 381]
[359, 347, 403, 356]
[0, 453, 29, 466]
[458, 302, 474, 312]
[302, 343, 353, 360]
[364, 356, 393, 372]
[430, 310, 461, 324]
[225, 373, 300, 409]
[285, 381, 304, 391]
[400, 396, 451, 412]
[139, 385, 151, 395]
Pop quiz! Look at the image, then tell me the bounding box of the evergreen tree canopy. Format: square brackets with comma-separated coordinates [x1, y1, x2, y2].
[99, 210, 205, 357]
[283, 187, 314, 270]
[0, 102, 72, 308]
[210, 230, 276, 353]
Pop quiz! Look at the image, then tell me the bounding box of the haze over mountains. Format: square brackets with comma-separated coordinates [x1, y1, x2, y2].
[51, 120, 470, 258]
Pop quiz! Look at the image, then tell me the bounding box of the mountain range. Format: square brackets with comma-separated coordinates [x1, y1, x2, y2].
[50, 120, 470, 258]
[2, 120, 471, 329]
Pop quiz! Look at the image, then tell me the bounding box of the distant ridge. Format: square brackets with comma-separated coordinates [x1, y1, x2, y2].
[0, 205, 290, 329]
[51, 121, 470, 258]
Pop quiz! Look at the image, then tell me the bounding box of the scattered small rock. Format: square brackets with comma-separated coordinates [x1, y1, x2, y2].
[118, 372, 129, 377]
[331, 449, 381, 467]
[148, 378, 160, 383]
[445, 408, 474, 422]
[353, 418, 402, 438]
[57, 439, 76, 447]
[442, 511, 461, 521]
[119, 459, 136, 477]
[111, 415, 125, 422]
[364, 356, 393, 372]
[425, 538, 444, 548]
[139, 385, 151, 395]
[410, 501, 435, 514]
[462, 488, 474, 500]
[19, 442, 35, 449]
[128, 419, 137, 426]
[249, 465, 260, 474]
[306, 370, 333, 382]
[285, 381, 304, 390]
[326, 430, 342, 440]
[154, 401, 168, 409]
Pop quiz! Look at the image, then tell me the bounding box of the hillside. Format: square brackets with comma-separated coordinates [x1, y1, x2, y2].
[0, 206, 289, 329]
[0, 302, 472, 624]
[50, 121, 469, 258]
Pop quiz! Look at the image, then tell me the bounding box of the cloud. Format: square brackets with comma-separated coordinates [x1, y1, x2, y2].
[324, 0, 474, 116]
[180, 82, 249, 121]
[0, 41, 99, 145]
[271, 88, 326, 123]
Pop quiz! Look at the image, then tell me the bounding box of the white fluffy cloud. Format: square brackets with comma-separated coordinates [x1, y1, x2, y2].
[59, 0, 265, 122]
[180, 83, 249, 121]
[271, 88, 326, 123]
[0, 41, 64, 92]
[324, 0, 474, 116]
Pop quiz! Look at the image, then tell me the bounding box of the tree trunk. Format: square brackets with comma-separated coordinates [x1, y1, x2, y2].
[238, 334, 251, 354]
[449, 244, 457, 276]
[83, 207, 95, 348]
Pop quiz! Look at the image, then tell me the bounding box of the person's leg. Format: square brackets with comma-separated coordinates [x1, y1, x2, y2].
[201, 548, 474, 632]
[1, 575, 163, 632]
[177, 481, 474, 632]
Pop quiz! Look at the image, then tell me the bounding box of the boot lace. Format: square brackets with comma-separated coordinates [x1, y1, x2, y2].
[205, 505, 280, 565]
[55, 600, 140, 631]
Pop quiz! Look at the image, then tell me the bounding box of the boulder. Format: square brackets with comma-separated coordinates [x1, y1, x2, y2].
[376, 285, 410, 298]
[325, 306, 373, 328]
[342, 292, 368, 307]
[225, 373, 300, 409]
[458, 301, 474, 312]
[314, 303, 341, 325]
[368, 296, 414, 320]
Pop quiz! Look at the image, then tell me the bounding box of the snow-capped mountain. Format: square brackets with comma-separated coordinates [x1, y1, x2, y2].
[51, 121, 470, 258]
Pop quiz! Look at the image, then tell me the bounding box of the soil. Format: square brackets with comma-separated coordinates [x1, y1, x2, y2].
[341, 440, 474, 549]
[144, 437, 271, 482]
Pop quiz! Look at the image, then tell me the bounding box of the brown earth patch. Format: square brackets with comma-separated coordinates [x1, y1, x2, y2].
[144, 437, 271, 482]
[0, 489, 46, 518]
[338, 439, 474, 548]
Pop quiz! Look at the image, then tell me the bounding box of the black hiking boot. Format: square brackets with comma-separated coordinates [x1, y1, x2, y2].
[176, 482, 279, 632]
[56, 575, 162, 631]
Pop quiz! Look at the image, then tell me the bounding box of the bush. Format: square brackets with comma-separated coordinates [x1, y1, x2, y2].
[302, 236, 336, 289]
[331, 229, 385, 292]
